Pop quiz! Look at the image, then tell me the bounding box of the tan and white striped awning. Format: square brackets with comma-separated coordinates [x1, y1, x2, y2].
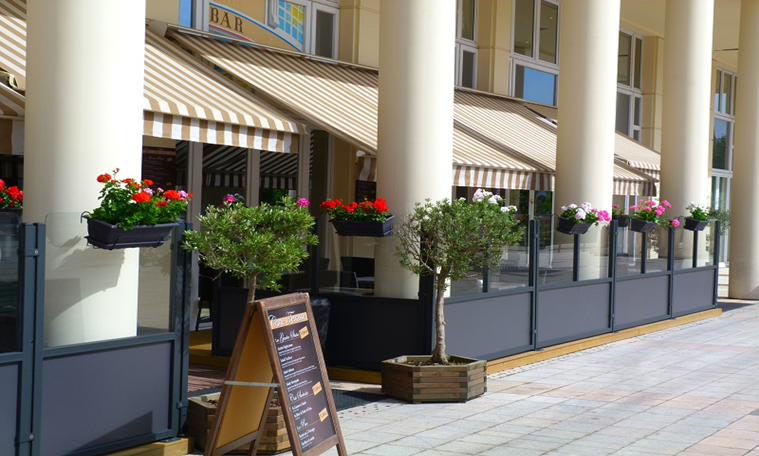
[0, 0, 26, 90]
[521, 99, 661, 181]
[0, 2, 305, 152]
[144, 28, 303, 152]
[0, 82, 22, 118]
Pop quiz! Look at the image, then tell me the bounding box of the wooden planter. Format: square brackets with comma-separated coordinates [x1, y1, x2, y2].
[187, 392, 290, 454]
[381, 355, 487, 403]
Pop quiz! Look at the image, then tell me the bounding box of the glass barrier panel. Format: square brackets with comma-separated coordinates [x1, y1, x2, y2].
[701, 221, 718, 267]
[0, 211, 20, 353]
[43, 213, 175, 348]
[673, 226, 692, 271]
[645, 226, 668, 273]
[616, 222, 642, 276]
[539, 216, 608, 284]
[489, 241, 530, 291]
[450, 268, 484, 297]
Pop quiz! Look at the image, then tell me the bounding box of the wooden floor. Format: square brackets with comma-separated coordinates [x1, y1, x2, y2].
[188, 363, 226, 393]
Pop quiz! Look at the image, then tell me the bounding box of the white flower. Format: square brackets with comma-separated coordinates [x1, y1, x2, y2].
[575, 209, 586, 220]
[473, 189, 485, 202]
[568, 204, 577, 209]
[488, 196, 499, 205]
[561, 205, 568, 211]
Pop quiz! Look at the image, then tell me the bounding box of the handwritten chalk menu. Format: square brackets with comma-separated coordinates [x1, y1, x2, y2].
[258, 294, 346, 455]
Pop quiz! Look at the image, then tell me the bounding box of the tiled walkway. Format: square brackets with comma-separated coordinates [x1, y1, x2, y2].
[263, 302, 759, 456]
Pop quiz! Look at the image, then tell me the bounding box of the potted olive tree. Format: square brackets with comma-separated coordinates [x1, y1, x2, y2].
[183, 196, 318, 354]
[384, 190, 523, 403]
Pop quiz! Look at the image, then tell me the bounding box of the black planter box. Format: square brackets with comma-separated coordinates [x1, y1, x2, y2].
[684, 217, 708, 231]
[330, 215, 394, 237]
[85, 218, 177, 250]
[612, 214, 631, 228]
[630, 218, 658, 234]
[557, 217, 591, 235]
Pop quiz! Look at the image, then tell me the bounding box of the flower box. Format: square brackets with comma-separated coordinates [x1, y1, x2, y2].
[630, 218, 658, 234]
[330, 215, 394, 237]
[381, 355, 487, 403]
[85, 217, 177, 250]
[612, 214, 630, 228]
[683, 217, 708, 232]
[557, 217, 592, 235]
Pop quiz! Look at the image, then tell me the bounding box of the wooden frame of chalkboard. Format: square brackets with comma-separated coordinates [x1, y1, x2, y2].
[257, 293, 347, 456]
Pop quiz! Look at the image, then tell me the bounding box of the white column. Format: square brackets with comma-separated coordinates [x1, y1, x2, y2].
[660, 0, 714, 214]
[729, 0, 759, 298]
[25, 1, 145, 345]
[374, 0, 456, 298]
[555, 0, 619, 213]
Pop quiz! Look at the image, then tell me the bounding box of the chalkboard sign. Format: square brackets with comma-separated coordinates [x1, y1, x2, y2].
[205, 293, 346, 456]
[258, 294, 346, 455]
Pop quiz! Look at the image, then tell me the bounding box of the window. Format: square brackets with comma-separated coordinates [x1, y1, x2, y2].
[513, 0, 558, 65]
[712, 67, 736, 264]
[511, 0, 559, 105]
[266, 0, 339, 58]
[455, 0, 477, 88]
[616, 30, 643, 140]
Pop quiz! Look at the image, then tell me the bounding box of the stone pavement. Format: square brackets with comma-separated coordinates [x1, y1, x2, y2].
[194, 301, 759, 455]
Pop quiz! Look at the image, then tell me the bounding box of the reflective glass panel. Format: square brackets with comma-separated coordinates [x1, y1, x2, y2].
[514, 64, 557, 105]
[712, 118, 729, 170]
[460, 0, 476, 41]
[514, 0, 535, 57]
[634, 37, 643, 89]
[714, 69, 722, 112]
[539, 1, 558, 64]
[461, 49, 476, 89]
[618, 32, 632, 85]
[314, 10, 336, 58]
[616, 92, 630, 135]
[722, 73, 733, 115]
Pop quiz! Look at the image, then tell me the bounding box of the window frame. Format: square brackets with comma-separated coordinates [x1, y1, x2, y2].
[265, 0, 339, 57]
[510, 0, 560, 68]
[455, 0, 478, 88]
[616, 29, 644, 141]
[510, 59, 559, 106]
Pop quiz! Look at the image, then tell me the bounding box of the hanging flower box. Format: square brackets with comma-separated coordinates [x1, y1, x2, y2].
[330, 215, 394, 237]
[683, 217, 708, 231]
[85, 217, 177, 250]
[630, 218, 658, 233]
[557, 216, 592, 235]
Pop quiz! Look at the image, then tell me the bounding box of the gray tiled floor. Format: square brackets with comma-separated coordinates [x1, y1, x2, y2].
[194, 302, 759, 455]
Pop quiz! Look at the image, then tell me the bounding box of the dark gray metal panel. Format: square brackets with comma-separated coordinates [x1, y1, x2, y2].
[446, 291, 532, 360]
[537, 283, 611, 346]
[615, 275, 669, 328]
[673, 269, 716, 315]
[0, 362, 18, 455]
[40, 342, 173, 456]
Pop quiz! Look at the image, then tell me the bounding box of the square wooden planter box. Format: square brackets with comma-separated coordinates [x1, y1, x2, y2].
[381, 355, 487, 403]
[187, 392, 290, 454]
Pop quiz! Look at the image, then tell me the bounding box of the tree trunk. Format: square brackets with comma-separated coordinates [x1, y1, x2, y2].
[430, 274, 449, 365]
[247, 274, 258, 303]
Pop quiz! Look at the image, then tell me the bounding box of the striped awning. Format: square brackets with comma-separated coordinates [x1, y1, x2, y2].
[0, 82, 22, 118]
[144, 28, 303, 152]
[0, 2, 305, 152]
[169, 28, 657, 195]
[522, 99, 661, 181]
[0, 0, 25, 90]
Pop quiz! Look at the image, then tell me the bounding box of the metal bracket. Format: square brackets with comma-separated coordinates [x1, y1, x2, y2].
[224, 380, 280, 388]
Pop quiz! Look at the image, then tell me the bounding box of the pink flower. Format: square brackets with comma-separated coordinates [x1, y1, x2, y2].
[672, 219, 680, 227]
[630, 205, 638, 211]
[222, 195, 235, 203]
[643, 207, 652, 212]
[662, 200, 672, 208]
[296, 197, 310, 207]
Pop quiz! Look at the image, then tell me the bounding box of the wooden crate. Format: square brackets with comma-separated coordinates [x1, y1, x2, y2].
[381, 355, 487, 403]
[187, 392, 291, 454]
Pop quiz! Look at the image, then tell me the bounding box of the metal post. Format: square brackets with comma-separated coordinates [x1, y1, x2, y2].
[609, 221, 618, 332]
[667, 227, 675, 317]
[572, 234, 580, 282]
[692, 230, 699, 268]
[641, 232, 648, 274]
[713, 221, 721, 306]
[530, 220, 540, 350]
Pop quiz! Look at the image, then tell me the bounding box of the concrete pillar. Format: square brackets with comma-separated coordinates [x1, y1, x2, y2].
[729, 0, 759, 298]
[660, 0, 714, 214]
[555, 0, 619, 213]
[25, 1, 145, 345]
[374, 0, 455, 298]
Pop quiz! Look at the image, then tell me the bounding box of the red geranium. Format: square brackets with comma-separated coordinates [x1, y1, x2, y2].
[0, 178, 23, 208]
[320, 197, 391, 222]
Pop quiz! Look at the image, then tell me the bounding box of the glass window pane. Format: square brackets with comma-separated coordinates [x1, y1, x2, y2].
[733, 77, 738, 115]
[633, 130, 641, 141]
[722, 73, 732, 115]
[618, 32, 632, 85]
[539, 1, 558, 64]
[514, 0, 535, 57]
[634, 38, 643, 89]
[713, 118, 729, 169]
[634, 96, 641, 126]
[0, 211, 20, 353]
[461, 50, 476, 88]
[460, 0, 476, 41]
[616, 92, 631, 135]
[514, 65, 557, 105]
[714, 69, 722, 112]
[314, 10, 335, 58]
